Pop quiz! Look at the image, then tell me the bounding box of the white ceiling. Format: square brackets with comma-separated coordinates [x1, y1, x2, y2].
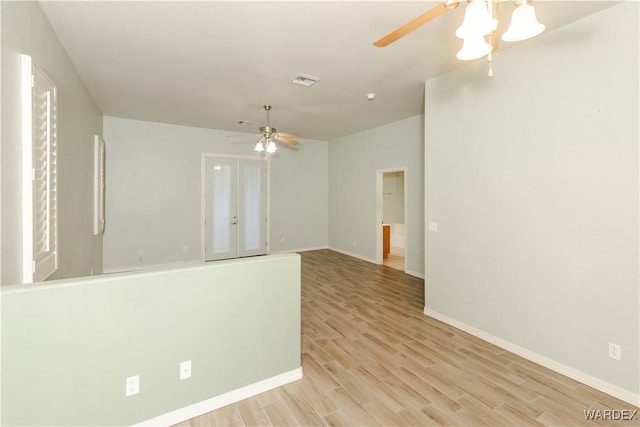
[40, 1, 616, 141]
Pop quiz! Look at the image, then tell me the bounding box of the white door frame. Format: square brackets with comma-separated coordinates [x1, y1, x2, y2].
[200, 153, 271, 261]
[375, 167, 408, 268]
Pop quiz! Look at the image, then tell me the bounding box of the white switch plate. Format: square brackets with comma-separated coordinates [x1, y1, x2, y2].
[429, 222, 438, 232]
[180, 360, 192, 379]
[126, 375, 139, 396]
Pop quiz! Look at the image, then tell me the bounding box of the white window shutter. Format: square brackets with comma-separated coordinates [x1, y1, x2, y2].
[22, 55, 58, 283]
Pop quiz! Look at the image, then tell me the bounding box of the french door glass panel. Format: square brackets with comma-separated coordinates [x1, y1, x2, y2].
[239, 161, 267, 257]
[205, 158, 237, 261]
[205, 157, 266, 261]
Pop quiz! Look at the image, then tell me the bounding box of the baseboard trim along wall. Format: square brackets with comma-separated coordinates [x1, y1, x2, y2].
[133, 367, 303, 427]
[405, 270, 425, 279]
[328, 246, 377, 265]
[105, 250, 330, 275]
[270, 246, 329, 255]
[102, 260, 202, 275]
[425, 308, 640, 407]
[106, 249, 427, 280]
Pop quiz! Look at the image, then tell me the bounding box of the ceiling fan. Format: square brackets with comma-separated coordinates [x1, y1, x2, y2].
[253, 105, 301, 155]
[374, 0, 545, 71]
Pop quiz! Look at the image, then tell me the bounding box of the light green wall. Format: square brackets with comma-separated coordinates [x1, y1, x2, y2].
[425, 2, 639, 395]
[329, 115, 424, 276]
[0, 0, 3, 283]
[1, 1, 103, 285]
[102, 116, 328, 271]
[1, 253, 301, 426]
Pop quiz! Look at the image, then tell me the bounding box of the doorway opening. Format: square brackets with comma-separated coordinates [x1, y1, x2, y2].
[376, 168, 406, 272]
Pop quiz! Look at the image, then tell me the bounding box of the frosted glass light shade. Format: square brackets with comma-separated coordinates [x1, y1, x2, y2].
[266, 141, 277, 154]
[456, 35, 492, 61]
[502, 1, 545, 42]
[254, 141, 265, 152]
[456, 0, 497, 39]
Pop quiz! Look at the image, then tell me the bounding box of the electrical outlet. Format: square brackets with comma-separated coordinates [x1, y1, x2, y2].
[126, 375, 139, 396]
[138, 249, 144, 261]
[608, 342, 621, 360]
[353, 241, 357, 247]
[180, 360, 191, 380]
[182, 245, 189, 253]
[429, 222, 438, 232]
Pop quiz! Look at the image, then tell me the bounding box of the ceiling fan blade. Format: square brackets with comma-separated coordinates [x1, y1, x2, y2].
[274, 135, 299, 146]
[373, 1, 460, 47]
[277, 132, 302, 138]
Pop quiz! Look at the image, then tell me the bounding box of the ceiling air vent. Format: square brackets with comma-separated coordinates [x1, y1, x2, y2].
[291, 73, 320, 87]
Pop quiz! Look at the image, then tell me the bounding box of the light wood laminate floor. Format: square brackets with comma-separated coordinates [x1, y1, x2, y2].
[383, 253, 404, 271]
[175, 249, 638, 426]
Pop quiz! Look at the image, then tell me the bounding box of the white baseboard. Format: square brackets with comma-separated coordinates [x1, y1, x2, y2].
[270, 246, 328, 255]
[328, 246, 377, 264]
[103, 260, 202, 275]
[425, 308, 640, 407]
[133, 367, 303, 427]
[405, 270, 425, 279]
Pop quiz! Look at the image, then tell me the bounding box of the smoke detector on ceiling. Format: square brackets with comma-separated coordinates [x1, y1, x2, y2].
[291, 73, 320, 87]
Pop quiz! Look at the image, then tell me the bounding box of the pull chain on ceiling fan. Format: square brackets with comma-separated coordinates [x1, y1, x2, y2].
[374, 0, 545, 75]
[254, 105, 301, 156]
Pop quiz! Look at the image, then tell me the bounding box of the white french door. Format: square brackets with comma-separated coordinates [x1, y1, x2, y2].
[203, 156, 267, 261]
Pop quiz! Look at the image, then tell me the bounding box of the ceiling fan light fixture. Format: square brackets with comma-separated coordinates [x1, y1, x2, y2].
[254, 140, 265, 152]
[456, 35, 492, 60]
[502, 0, 545, 42]
[455, 0, 497, 39]
[266, 140, 277, 154]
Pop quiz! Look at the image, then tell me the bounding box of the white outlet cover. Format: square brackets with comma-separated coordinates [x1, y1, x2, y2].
[126, 375, 139, 396]
[180, 360, 191, 379]
[429, 222, 438, 232]
[608, 343, 622, 360]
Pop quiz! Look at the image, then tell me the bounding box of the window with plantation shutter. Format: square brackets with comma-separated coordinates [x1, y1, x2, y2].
[21, 55, 58, 283]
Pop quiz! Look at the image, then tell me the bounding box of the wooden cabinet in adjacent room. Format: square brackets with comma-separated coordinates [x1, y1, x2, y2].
[383, 224, 391, 259]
